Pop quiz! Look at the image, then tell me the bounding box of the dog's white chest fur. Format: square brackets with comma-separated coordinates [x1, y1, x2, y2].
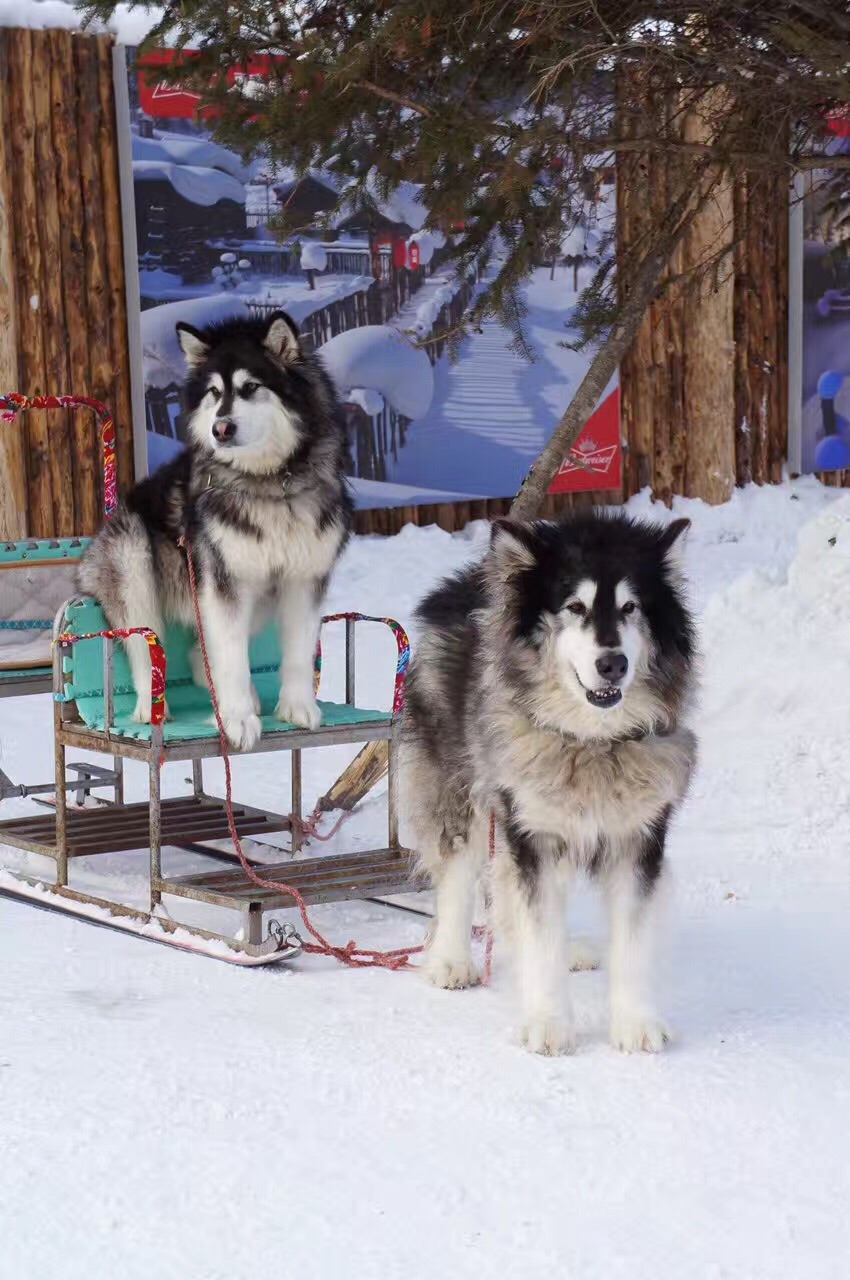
[485, 715, 695, 857]
[209, 494, 342, 585]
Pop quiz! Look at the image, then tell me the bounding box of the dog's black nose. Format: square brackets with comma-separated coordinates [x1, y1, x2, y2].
[596, 651, 628, 682]
[213, 418, 236, 443]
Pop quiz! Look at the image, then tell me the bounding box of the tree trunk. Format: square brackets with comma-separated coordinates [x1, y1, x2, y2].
[0, 31, 27, 540]
[681, 90, 736, 505]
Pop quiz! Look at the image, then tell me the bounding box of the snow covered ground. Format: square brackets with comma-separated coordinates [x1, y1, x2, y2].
[2, 479, 850, 1278]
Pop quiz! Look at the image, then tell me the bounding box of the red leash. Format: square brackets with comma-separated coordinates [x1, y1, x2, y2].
[180, 534, 494, 975]
[180, 535, 423, 969]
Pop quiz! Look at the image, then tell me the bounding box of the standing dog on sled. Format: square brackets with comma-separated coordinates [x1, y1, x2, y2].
[402, 512, 698, 1055]
[79, 311, 353, 750]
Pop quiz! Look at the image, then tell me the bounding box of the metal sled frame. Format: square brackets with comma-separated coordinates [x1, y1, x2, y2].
[0, 610, 414, 962]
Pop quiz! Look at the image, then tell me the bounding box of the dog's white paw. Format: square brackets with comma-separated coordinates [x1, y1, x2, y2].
[221, 710, 262, 752]
[275, 690, 322, 730]
[569, 937, 602, 971]
[132, 695, 169, 724]
[424, 954, 480, 990]
[610, 1009, 671, 1054]
[521, 1015, 577, 1057]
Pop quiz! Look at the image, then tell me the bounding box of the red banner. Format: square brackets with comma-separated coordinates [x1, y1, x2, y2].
[136, 49, 281, 119]
[547, 387, 621, 494]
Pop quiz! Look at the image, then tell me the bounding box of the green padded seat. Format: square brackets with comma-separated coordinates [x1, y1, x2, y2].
[59, 598, 389, 742]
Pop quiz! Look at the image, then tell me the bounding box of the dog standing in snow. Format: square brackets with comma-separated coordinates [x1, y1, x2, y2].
[402, 512, 698, 1055]
[78, 311, 352, 749]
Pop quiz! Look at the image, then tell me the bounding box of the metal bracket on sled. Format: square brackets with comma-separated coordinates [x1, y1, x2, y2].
[0, 761, 120, 805]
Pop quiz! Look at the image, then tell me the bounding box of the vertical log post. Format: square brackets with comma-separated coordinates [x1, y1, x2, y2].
[7, 28, 52, 537]
[0, 30, 27, 539]
[32, 29, 75, 534]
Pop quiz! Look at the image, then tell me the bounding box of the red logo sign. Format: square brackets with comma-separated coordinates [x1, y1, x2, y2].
[408, 242, 421, 270]
[547, 386, 621, 494]
[136, 49, 282, 119]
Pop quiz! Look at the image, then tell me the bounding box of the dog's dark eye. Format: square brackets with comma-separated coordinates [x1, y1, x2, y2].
[208, 386, 222, 401]
[566, 601, 586, 617]
[240, 381, 260, 398]
[622, 601, 637, 616]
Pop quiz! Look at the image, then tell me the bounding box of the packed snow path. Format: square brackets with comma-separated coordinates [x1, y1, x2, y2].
[387, 269, 612, 499]
[2, 481, 850, 1278]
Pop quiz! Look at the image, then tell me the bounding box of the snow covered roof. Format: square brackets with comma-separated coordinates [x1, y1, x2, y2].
[319, 326, 434, 420]
[273, 169, 341, 197]
[384, 182, 427, 231]
[132, 161, 246, 207]
[0, 0, 162, 41]
[332, 173, 429, 233]
[132, 134, 247, 183]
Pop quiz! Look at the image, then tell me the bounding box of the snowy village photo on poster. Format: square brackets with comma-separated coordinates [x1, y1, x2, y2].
[791, 114, 850, 476]
[122, 50, 620, 510]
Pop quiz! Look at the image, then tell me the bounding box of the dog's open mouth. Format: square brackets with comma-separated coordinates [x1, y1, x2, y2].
[586, 686, 622, 709]
[577, 677, 623, 709]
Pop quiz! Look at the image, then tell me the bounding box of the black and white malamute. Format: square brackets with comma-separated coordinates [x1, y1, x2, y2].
[402, 512, 698, 1055]
[79, 312, 352, 749]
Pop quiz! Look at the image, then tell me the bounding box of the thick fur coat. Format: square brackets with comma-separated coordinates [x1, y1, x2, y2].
[402, 512, 698, 1055]
[78, 312, 352, 748]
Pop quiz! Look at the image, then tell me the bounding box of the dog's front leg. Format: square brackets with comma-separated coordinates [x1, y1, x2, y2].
[198, 585, 261, 751]
[606, 818, 671, 1053]
[502, 837, 576, 1056]
[424, 826, 486, 989]
[275, 579, 322, 730]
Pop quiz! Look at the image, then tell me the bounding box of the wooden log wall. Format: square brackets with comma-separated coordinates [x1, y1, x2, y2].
[0, 29, 134, 540]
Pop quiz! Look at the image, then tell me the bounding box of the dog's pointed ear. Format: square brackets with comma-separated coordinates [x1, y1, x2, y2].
[263, 311, 300, 365]
[176, 322, 209, 369]
[489, 518, 537, 572]
[659, 517, 690, 571]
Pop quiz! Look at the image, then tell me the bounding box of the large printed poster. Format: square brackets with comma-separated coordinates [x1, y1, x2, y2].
[125, 50, 620, 508]
[796, 115, 850, 473]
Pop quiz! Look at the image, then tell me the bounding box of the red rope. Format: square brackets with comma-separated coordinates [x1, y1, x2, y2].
[0, 394, 117, 517]
[180, 534, 425, 970]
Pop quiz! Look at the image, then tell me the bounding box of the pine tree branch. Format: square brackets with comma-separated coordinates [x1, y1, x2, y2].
[351, 80, 434, 118]
[568, 136, 850, 171]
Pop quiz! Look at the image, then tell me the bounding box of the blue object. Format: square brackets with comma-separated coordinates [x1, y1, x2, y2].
[814, 433, 850, 470]
[817, 370, 845, 400]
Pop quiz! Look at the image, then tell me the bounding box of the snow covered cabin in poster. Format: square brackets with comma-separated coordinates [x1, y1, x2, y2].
[124, 50, 620, 507]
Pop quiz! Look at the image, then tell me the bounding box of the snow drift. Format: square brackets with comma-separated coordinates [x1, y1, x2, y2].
[141, 296, 252, 389]
[319, 326, 434, 419]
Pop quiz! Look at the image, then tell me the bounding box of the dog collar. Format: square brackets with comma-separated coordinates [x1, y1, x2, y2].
[200, 467, 291, 493]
